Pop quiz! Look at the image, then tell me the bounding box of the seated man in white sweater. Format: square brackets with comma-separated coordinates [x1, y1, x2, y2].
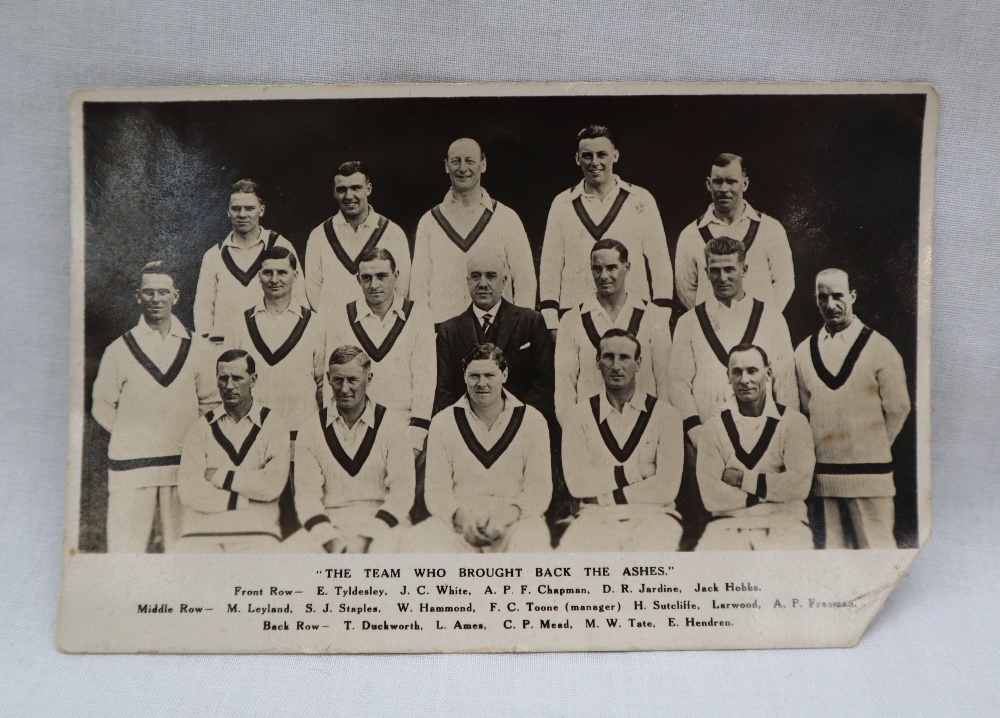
[695, 344, 815, 551]
[559, 329, 685, 552]
[408, 344, 553, 553]
[795, 269, 911, 549]
[176, 349, 291, 552]
[288, 345, 416, 554]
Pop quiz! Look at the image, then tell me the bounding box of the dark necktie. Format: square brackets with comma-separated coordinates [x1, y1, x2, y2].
[481, 313, 493, 336]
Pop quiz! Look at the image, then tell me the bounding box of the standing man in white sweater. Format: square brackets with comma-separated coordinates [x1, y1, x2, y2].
[695, 344, 815, 551]
[410, 138, 537, 325]
[92, 261, 218, 552]
[674, 153, 794, 313]
[795, 269, 911, 549]
[408, 344, 553, 553]
[539, 125, 673, 340]
[304, 161, 411, 316]
[193, 179, 304, 344]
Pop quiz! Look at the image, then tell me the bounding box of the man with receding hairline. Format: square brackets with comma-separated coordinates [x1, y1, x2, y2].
[411, 137, 537, 324]
[675, 153, 794, 312]
[795, 268, 910, 549]
[304, 161, 411, 316]
[539, 125, 673, 339]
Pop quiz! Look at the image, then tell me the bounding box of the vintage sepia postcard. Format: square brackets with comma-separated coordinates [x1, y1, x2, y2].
[60, 81, 936, 653]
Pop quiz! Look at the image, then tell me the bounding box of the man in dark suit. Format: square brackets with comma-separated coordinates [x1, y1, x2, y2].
[434, 253, 554, 422]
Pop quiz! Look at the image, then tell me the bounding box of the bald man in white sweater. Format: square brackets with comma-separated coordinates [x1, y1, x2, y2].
[795, 269, 910, 549]
[408, 344, 553, 553]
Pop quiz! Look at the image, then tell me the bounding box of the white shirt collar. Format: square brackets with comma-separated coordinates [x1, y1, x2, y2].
[580, 291, 646, 315]
[822, 316, 864, 343]
[472, 300, 502, 323]
[222, 227, 267, 249]
[251, 299, 309, 318]
[327, 397, 376, 429]
[571, 175, 626, 199]
[333, 207, 381, 231]
[443, 187, 494, 212]
[723, 393, 783, 421]
[134, 314, 188, 339]
[709, 292, 753, 313]
[354, 293, 406, 323]
[456, 390, 522, 419]
[211, 400, 267, 427]
[697, 201, 761, 228]
[597, 390, 649, 423]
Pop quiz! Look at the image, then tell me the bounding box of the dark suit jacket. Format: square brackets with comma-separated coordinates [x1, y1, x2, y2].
[434, 300, 555, 420]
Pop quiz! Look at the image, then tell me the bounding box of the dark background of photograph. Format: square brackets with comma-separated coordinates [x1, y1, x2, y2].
[79, 93, 924, 551]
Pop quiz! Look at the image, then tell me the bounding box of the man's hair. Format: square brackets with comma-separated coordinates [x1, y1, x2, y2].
[217, 348, 255, 375]
[462, 343, 508, 373]
[591, 238, 629, 264]
[577, 125, 615, 147]
[231, 179, 264, 204]
[597, 327, 641, 362]
[728, 342, 770, 368]
[328, 345, 372, 372]
[712, 152, 747, 176]
[260, 245, 297, 271]
[704, 235, 747, 264]
[357, 247, 397, 273]
[447, 138, 485, 160]
[137, 260, 177, 288]
[335, 160, 370, 183]
[816, 267, 852, 291]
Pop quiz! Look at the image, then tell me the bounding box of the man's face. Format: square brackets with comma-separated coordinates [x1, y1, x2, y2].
[591, 247, 629, 297]
[228, 192, 264, 235]
[328, 358, 370, 414]
[135, 273, 178, 323]
[357, 258, 398, 307]
[467, 256, 507, 311]
[445, 139, 485, 192]
[815, 272, 856, 330]
[464, 358, 507, 410]
[597, 335, 641, 393]
[706, 162, 748, 214]
[217, 358, 255, 410]
[576, 136, 619, 186]
[259, 257, 295, 301]
[333, 172, 372, 219]
[706, 252, 746, 301]
[728, 349, 771, 406]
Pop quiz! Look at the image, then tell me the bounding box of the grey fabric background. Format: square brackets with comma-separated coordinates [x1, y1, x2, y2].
[1, 1, 996, 715]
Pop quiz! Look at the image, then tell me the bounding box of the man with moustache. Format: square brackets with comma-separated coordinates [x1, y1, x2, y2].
[434, 252, 554, 420]
[795, 269, 910, 549]
[92, 261, 219, 552]
[408, 344, 553, 553]
[176, 349, 290, 552]
[411, 137, 537, 325]
[194, 179, 303, 344]
[539, 125, 673, 340]
[695, 344, 815, 551]
[229, 246, 325, 433]
[559, 329, 685, 552]
[674, 153, 794, 312]
[554, 238, 671, 428]
[304, 161, 411, 316]
[290, 346, 415, 554]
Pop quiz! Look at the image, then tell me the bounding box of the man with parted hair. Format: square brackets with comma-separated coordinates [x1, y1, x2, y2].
[539, 125, 673, 340]
[229, 246, 325, 432]
[554, 237, 671, 427]
[175, 349, 290, 552]
[795, 268, 910, 549]
[289, 345, 415, 553]
[695, 343, 815, 551]
[674, 153, 794, 312]
[323, 246, 436, 455]
[304, 161, 411, 316]
[194, 179, 304, 344]
[411, 137, 537, 325]
[408, 343, 553, 553]
[559, 328, 685, 552]
[92, 260, 219, 552]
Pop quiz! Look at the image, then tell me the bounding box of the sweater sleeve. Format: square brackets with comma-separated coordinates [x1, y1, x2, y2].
[621, 406, 684, 506]
[408, 311, 437, 446]
[553, 311, 583, 428]
[193, 248, 217, 336]
[538, 198, 566, 330]
[766, 218, 795, 311]
[387, 223, 412, 301]
[877, 338, 912, 443]
[639, 191, 674, 308]
[667, 314, 700, 430]
[648, 306, 672, 401]
[409, 214, 433, 314]
[794, 346, 812, 418]
[292, 424, 337, 547]
[768, 312, 799, 412]
[226, 420, 290, 502]
[379, 418, 417, 528]
[561, 410, 644, 500]
[424, 416, 459, 523]
[303, 228, 324, 314]
[91, 343, 123, 433]
[512, 412, 552, 517]
[674, 225, 701, 311]
[504, 210, 538, 311]
[739, 412, 815, 503]
[178, 421, 239, 514]
[695, 423, 751, 514]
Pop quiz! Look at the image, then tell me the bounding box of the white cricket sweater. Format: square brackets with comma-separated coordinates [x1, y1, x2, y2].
[795, 324, 911, 497]
[539, 178, 673, 329]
